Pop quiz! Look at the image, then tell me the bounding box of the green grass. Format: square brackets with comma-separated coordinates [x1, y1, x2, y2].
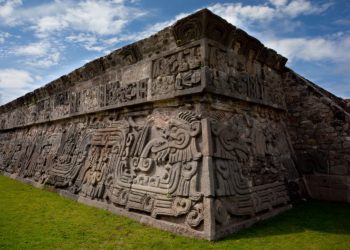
[0, 175, 349, 250]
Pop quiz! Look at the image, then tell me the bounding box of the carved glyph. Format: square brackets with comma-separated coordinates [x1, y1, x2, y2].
[210, 109, 297, 226]
[0, 110, 205, 231]
[207, 45, 285, 107]
[151, 46, 202, 98]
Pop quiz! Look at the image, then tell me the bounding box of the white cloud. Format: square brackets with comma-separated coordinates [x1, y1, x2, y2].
[282, 0, 332, 17]
[0, 0, 148, 37]
[334, 18, 350, 26]
[35, 16, 67, 35]
[104, 37, 121, 46]
[117, 12, 191, 43]
[61, 1, 130, 35]
[66, 33, 105, 52]
[14, 41, 50, 56]
[12, 40, 62, 68]
[25, 51, 61, 68]
[0, 68, 33, 89]
[269, 0, 288, 7]
[265, 35, 350, 62]
[0, 0, 149, 67]
[0, 31, 10, 43]
[1, 0, 72, 26]
[0, 69, 50, 104]
[208, 0, 332, 32]
[64, 11, 192, 51]
[0, 0, 22, 25]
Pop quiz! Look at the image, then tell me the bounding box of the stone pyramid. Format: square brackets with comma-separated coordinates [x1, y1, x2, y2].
[0, 9, 349, 240]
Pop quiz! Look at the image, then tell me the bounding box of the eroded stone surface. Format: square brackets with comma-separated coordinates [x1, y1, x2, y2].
[0, 9, 349, 240]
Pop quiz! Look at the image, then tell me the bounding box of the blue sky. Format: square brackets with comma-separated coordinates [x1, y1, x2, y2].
[0, 0, 349, 105]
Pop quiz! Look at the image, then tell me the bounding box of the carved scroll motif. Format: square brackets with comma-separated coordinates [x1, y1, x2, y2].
[70, 91, 81, 114]
[46, 123, 91, 189]
[0, 110, 205, 230]
[10, 107, 27, 127]
[151, 46, 202, 97]
[104, 79, 148, 107]
[32, 77, 149, 118]
[82, 87, 99, 112]
[37, 98, 51, 121]
[207, 45, 285, 107]
[53, 91, 70, 117]
[5, 143, 23, 174]
[117, 44, 142, 66]
[172, 9, 235, 47]
[102, 111, 204, 228]
[152, 46, 201, 78]
[17, 126, 62, 184]
[173, 16, 202, 46]
[211, 111, 296, 225]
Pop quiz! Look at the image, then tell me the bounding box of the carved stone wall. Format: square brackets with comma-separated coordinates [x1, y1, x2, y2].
[201, 102, 298, 238]
[0, 9, 348, 240]
[0, 107, 208, 235]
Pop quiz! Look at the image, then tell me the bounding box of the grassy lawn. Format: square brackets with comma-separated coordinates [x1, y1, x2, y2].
[0, 175, 349, 250]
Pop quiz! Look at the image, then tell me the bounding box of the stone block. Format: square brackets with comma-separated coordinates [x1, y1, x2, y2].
[304, 175, 349, 202]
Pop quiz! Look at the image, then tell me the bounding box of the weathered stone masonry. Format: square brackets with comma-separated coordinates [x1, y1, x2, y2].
[0, 9, 349, 240]
[284, 73, 350, 202]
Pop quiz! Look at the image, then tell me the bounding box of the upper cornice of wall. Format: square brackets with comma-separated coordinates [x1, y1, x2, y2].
[172, 9, 287, 70]
[0, 8, 287, 114]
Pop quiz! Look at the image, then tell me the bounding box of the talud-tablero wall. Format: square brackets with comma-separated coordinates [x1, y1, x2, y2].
[0, 9, 349, 240]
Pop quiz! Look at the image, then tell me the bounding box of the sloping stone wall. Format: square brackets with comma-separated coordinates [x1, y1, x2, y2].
[284, 71, 350, 202]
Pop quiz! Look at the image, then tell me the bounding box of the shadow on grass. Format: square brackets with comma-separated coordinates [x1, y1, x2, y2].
[221, 200, 350, 241]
